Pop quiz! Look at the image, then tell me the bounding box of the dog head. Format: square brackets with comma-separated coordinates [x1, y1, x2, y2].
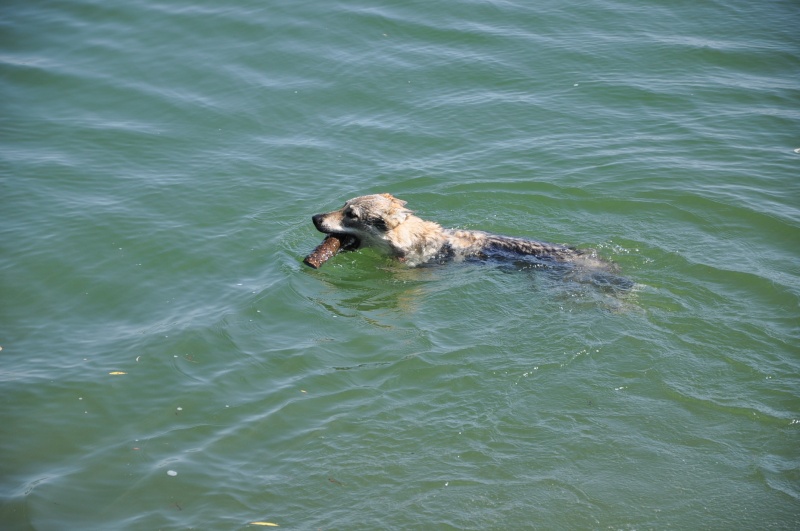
[312, 193, 412, 248]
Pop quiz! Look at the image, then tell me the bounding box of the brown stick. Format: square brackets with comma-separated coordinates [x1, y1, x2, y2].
[303, 234, 356, 269]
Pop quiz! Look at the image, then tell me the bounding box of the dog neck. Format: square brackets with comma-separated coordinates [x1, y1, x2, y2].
[385, 215, 448, 265]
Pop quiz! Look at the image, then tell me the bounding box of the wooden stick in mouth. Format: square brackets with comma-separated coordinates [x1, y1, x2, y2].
[303, 234, 359, 269]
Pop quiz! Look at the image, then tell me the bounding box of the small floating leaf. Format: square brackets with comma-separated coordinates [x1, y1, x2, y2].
[250, 522, 279, 527]
[109, 371, 127, 375]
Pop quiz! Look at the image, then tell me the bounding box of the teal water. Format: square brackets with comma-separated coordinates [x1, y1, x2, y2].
[2, 0, 799, 529]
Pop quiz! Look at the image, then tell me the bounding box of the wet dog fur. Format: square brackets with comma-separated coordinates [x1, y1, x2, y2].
[312, 193, 616, 271]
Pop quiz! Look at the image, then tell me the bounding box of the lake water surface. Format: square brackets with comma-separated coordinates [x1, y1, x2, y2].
[2, 0, 799, 529]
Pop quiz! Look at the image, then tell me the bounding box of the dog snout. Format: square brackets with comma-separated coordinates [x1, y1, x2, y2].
[312, 213, 327, 233]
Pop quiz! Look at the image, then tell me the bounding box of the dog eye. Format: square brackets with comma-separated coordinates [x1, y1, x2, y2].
[345, 209, 358, 220]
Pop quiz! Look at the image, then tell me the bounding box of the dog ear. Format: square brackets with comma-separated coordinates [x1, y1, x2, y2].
[384, 209, 409, 229]
[381, 193, 407, 207]
[383, 199, 413, 229]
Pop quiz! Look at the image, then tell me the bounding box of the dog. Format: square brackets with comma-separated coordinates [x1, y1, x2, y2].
[312, 193, 617, 272]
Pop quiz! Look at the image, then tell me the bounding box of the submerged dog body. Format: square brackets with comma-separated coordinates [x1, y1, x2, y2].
[312, 193, 614, 270]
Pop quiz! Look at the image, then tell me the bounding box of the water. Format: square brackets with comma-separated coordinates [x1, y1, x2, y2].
[2, 0, 799, 528]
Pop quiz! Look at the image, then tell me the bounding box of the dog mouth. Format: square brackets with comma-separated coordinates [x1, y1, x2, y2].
[312, 214, 360, 250]
[333, 233, 360, 251]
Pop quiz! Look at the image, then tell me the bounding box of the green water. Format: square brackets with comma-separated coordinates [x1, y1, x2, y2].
[2, 0, 799, 529]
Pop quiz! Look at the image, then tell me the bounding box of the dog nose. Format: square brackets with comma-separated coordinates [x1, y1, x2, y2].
[312, 214, 325, 232]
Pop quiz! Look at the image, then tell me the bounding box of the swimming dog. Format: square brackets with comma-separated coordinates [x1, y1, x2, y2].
[312, 193, 616, 271]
